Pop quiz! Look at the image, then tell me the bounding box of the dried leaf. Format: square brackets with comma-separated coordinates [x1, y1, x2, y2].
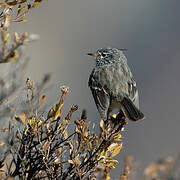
[74, 156, 80, 167]
[14, 32, 20, 42]
[20, 112, 27, 125]
[18, 0, 26, 3]
[99, 119, 104, 129]
[1, 128, 8, 133]
[106, 160, 118, 168]
[4, 33, 10, 44]
[68, 160, 73, 164]
[107, 143, 118, 152]
[37, 120, 43, 127]
[17, 5, 25, 16]
[27, 3, 31, 9]
[75, 127, 81, 134]
[114, 133, 122, 142]
[18, 13, 26, 20]
[7, 0, 18, 6]
[14, 115, 21, 122]
[48, 102, 63, 120]
[39, 95, 46, 105]
[26, 164, 30, 171]
[111, 143, 122, 157]
[100, 150, 105, 157]
[75, 119, 84, 127]
[32, 0, 42, 8]
[112, 113, 117, 118]
[64, 129, 68, 139]
[120, 175, 128, 180]
[0, 141, 5, 146]
[56, 147, 62, 156]
[84, 121, 90, 132]
[16, 19, 28, 23]
[6, 51, 19, 62]
[54, 104, 63, 120]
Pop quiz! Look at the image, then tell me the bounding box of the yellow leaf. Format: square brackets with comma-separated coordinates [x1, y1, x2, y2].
[7, 51, 19, 62]
[25, 127, 29, 134]
[84, 121, 90, 132]
[75, 127, 81, 134]
[112, 113, 117, 118]
[100, 150, 105, 157]
[20, 112, 27, 125]
[37, 120, 43, 127]
[19, 13, 26, 19]
[48, 102, 63, 120]
[64, 129, 68, 139]
[17, 5, 25, 16]
[105, 172, 111, 180]
[114, 133, 122, 142]
[54, 105, 62, 120]
[106, 160, 118, 168]
[74, 156, 80, 167]
[20, 19, 28, 23]
[26, 164, 30, 171]
[32, 2, 40, 7]
[111, 143, 122, 157]
[68, 160, 73, 164]
[61, 119, 68, 126]
[14, 32, 20, 42]
[47, 108, 54, 119]
[99, 119, 104, 129]
[16, 19, 28, 23]
[107, 143, 118, 152]
[4, 33, 10, 44]
[32, 0, 42, 8]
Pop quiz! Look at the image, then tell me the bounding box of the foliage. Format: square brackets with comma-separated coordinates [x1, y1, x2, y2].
[0, 83, 126, 179]
[0, 0, 43, 64]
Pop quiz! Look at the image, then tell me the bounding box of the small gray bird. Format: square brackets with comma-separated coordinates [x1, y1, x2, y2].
[88, 47, 144, 121]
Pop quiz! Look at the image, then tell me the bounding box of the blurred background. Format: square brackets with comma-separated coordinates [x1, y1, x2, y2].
[10, 0, 180, 178]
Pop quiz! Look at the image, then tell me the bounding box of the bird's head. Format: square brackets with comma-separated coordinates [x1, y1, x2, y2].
[87, 47, 127, 66]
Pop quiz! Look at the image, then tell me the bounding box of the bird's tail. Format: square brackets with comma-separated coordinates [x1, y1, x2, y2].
[121, 97, 144, 121]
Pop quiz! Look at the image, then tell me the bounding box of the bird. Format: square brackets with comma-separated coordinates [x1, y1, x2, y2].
[88, 47, 144, 121]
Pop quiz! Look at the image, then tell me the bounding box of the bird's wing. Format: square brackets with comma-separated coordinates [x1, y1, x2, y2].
[88, 69, 110, 119]
[127, 78, 139, 108]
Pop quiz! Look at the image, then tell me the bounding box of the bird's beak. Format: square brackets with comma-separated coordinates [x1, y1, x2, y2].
[87, 53, 97, 57]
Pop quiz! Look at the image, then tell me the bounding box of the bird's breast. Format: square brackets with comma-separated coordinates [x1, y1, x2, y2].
[94, 63, 130, 100]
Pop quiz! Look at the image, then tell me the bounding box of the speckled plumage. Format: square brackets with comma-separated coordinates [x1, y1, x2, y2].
[88, 47, 144, 121]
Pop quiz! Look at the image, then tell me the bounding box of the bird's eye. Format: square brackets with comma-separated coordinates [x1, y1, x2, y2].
[101, 53, 107, 57]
